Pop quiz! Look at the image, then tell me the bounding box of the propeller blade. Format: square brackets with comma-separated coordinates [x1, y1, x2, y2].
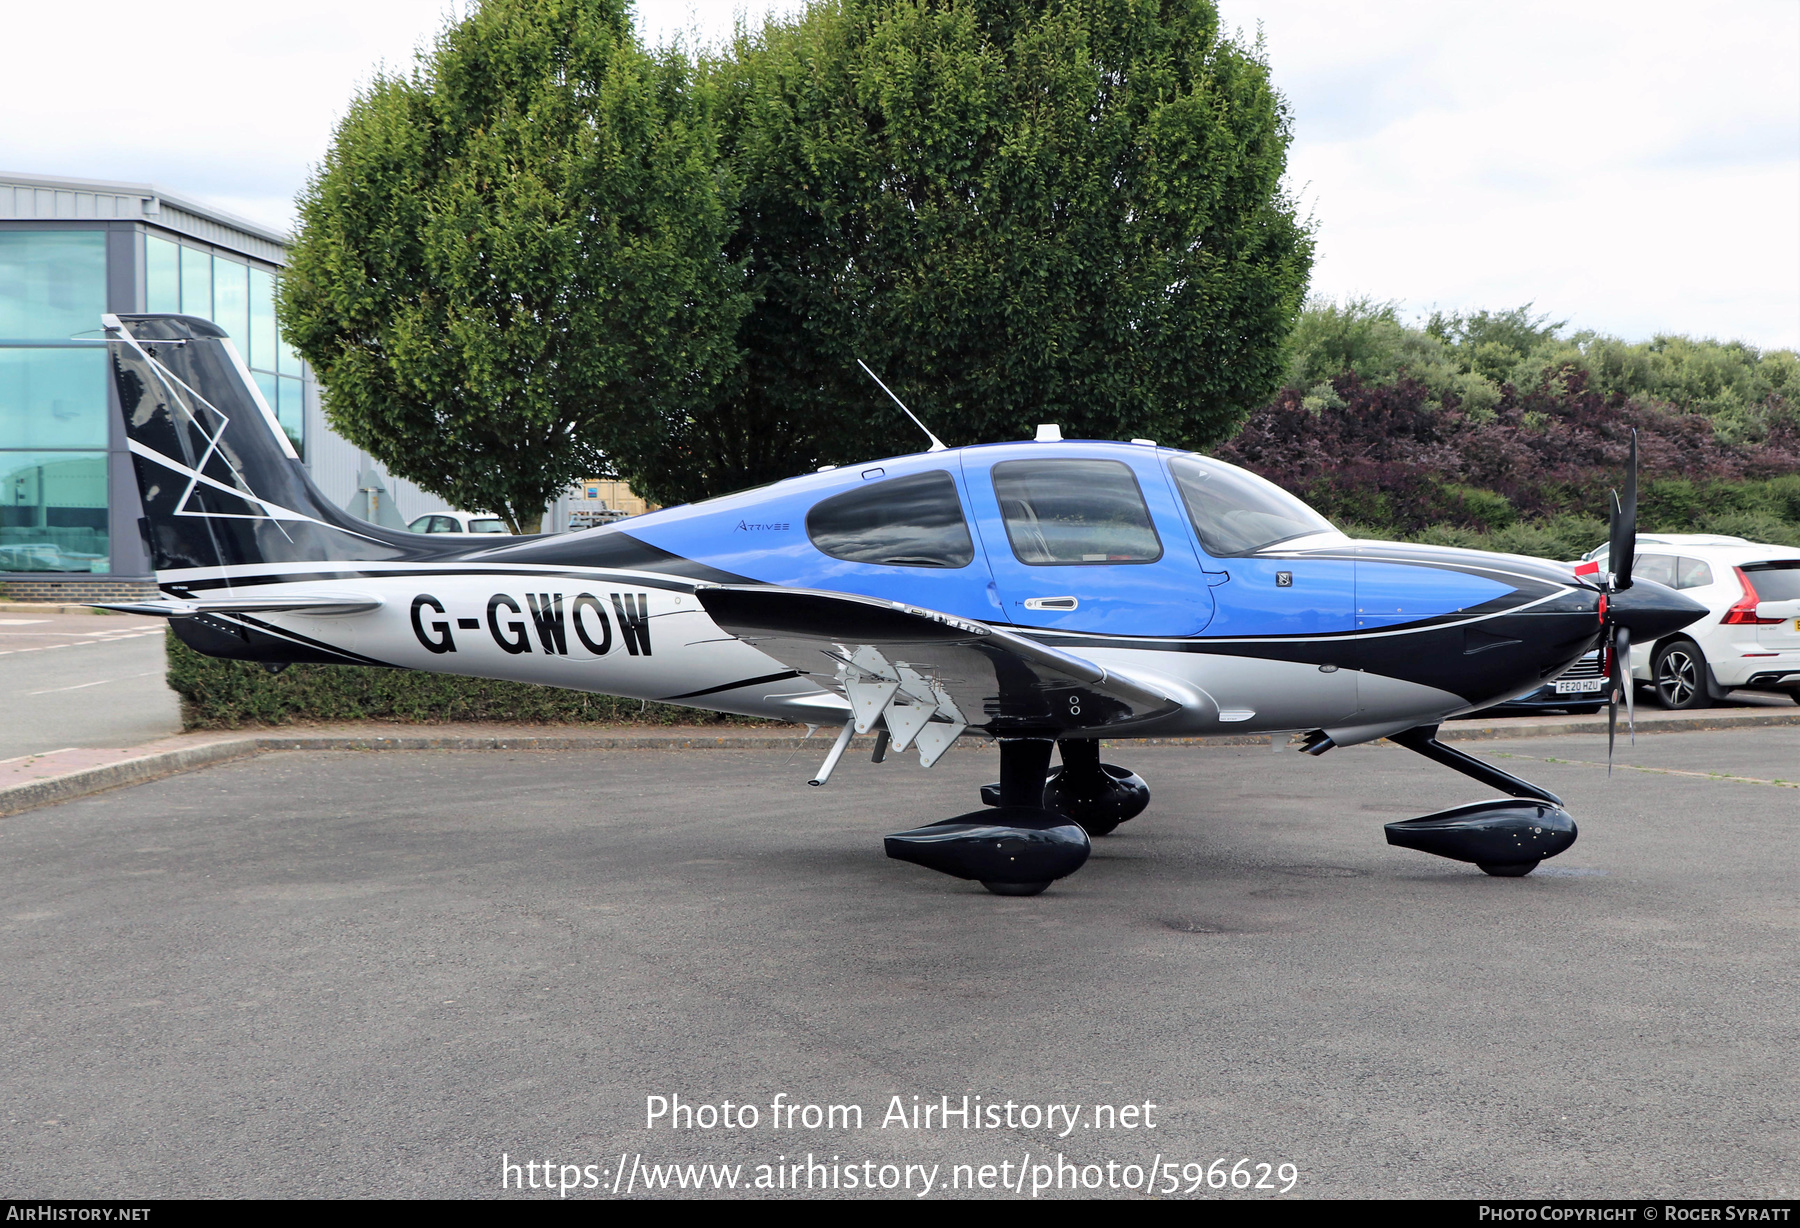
[1612, 669, 1627, 774]
[1617, 624, 1634, 745]
[1620, 623, 1634, 774]
[1606, 489, 1624, 588]
[1608, 431, 1639, 590]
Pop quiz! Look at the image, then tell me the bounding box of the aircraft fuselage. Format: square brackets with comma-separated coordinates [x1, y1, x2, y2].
[163, 439, 1610, 748]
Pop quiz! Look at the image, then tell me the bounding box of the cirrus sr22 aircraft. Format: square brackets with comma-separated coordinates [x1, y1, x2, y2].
[97, 313, 1707, 896]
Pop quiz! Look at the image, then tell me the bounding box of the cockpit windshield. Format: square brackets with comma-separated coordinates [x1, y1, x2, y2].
[1166, 455, 1337, 556]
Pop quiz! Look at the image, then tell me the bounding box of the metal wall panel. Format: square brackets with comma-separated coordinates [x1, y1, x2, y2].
[151, 203, 287, 266]
[302, 389, 439, 526]
[0, 174, 286, 264]
[0, 184, 146, 221]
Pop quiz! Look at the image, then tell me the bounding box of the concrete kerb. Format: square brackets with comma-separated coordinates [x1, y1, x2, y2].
[0, 739, 260, 817]
[3, 708, 1796, 819]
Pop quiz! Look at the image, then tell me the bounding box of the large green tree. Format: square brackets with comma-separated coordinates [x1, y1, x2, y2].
[281, 0, 744, 531]
[612, 0, 1313, 504]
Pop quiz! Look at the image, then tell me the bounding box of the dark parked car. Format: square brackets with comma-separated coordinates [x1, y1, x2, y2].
[1461, 648, 1607, 716]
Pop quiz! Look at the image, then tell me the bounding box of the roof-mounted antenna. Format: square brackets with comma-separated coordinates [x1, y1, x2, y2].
[857, 359, 947, 453]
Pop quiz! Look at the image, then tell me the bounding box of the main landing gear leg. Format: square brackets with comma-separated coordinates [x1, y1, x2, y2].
[1378, 723, 1578, 877]
[886, 737, 1091, 896]
[979, 739, 1151, 837]
[1046, 739, 1151, 837]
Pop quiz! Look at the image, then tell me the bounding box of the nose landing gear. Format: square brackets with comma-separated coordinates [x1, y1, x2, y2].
[1384, 799, 1578, 876]
[1378, 724, 1579, 875]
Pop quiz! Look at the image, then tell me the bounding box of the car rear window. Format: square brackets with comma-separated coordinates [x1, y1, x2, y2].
[470, 519, 508, 533]
[1743, 561, 1800, 601]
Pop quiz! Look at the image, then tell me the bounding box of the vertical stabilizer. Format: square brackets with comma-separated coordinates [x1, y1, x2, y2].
[104, 313, 434, 575]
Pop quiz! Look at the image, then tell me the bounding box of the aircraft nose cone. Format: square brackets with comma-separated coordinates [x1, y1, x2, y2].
[1609, 578, 1708, 640]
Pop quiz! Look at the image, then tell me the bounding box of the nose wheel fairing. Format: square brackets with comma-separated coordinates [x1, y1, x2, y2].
[1385, 801, 1578, 877]
[1374, 723, 1577, 875]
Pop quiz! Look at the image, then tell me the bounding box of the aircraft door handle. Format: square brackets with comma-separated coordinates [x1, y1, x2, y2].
[1022, 596, 1078, 611]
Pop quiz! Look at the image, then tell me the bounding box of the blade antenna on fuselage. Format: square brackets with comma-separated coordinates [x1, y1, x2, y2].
[857, 359, 947, 453]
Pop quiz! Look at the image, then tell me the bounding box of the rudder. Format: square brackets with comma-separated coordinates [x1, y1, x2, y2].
[104, 312, 433, 576]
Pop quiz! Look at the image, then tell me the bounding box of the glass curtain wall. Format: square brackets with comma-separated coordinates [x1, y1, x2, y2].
[0, 232, 110, 572]
[144, 233, 303, 455]
[1, 229, 310, 575]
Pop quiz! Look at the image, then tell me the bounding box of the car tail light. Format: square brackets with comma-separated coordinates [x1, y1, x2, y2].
[1721, 567, 1783, 625]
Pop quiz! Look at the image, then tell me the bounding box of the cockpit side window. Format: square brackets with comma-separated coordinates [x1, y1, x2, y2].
[1675, 557, 1713, 589]
[806, 469, 975, 568]
[991, 459, 1163, 565]
[1167, 455, 1337, 557]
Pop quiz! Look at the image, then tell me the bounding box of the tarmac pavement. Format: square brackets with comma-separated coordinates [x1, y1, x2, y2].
[0, 611, 178, 759]
[0, 728, 1794, 1199]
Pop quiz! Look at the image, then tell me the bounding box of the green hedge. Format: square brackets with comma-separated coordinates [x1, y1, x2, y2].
[166, 631, 776, 730]
[1339, 476, 1800, 561]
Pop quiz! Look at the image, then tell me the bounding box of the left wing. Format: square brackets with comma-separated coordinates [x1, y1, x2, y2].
[695, 585, 1182, 764]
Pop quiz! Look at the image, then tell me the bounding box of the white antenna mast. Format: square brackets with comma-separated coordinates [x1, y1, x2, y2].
[857, 359, 947, 453]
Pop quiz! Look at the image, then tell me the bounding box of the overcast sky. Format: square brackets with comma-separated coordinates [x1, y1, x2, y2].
[4, 0, 1794, 348]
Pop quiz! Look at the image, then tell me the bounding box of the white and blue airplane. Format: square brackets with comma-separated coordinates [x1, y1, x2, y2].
[95, 313, 1705, 895]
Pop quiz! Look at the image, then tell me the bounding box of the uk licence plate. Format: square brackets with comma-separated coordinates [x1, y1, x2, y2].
[1554, 678, 1605, 694]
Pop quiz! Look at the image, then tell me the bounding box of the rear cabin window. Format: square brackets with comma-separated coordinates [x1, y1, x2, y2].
[806, 469, 975, 568]
[991, 459, 1162, 565]
[1743, 561, 1800, 601]
[1167, 455, 1336, 556]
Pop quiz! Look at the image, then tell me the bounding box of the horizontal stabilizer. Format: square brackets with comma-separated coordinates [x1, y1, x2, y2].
[88, 594, 384, 618]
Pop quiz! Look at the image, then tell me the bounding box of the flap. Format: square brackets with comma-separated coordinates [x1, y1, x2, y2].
[695, 585, 1181, 736]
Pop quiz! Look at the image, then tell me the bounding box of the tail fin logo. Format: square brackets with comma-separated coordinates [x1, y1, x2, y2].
[103, 313, 380, 544]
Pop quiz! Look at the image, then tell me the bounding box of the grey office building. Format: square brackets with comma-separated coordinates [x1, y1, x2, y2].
[0, 170, 439, 601]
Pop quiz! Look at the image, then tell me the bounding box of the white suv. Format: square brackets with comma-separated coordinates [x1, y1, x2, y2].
[1578, 534, 1800, 708]
[407, 510, 511, 536]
